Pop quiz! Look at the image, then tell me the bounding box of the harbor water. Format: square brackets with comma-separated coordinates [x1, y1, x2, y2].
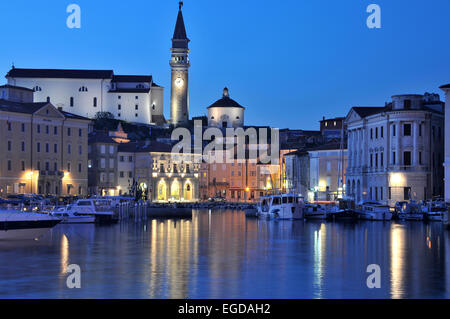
[0, 209, 449, 299]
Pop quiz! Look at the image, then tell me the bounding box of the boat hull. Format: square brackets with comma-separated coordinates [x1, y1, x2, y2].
[60, 217, 96, 224]
[0, 219, 61, 240]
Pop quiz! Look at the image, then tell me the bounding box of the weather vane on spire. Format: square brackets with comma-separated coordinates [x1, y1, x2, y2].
[179, 1, 183, 10]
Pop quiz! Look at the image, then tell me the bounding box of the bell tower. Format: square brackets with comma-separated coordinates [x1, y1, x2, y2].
[170, 1, 190, 126]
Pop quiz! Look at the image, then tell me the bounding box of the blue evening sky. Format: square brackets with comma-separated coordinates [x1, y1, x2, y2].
[0, 0, 449, 129]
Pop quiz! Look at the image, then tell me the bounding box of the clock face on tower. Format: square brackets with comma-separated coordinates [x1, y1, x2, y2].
[175, 77, 184, 88]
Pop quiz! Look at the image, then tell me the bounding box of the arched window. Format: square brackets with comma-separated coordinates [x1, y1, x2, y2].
[46, 96, 51, 103]
[70, 97, 74, 107]
[79, 86, 88, 92]
[33, 86, 42, 92]
[93, 97, 97, 107]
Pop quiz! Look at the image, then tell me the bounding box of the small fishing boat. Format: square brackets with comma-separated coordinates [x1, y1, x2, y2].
[50, 206, 96, 224]
[355, 200, 393, 221]
[256, 194, 304, 220]
[0, 210, 61, 240]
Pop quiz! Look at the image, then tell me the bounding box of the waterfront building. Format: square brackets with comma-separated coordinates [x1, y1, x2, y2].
[284, 144, 347, 201]
[88, 131, 119, 196]
[199, 149, 279, 202]
[98, 140, 201, 201]
[0, 85, 90, 196]
[307, 144, 347, 201]
[440, 84, 450, 202]
[117, 143, 136, 195]
[345, 93, 444, 206]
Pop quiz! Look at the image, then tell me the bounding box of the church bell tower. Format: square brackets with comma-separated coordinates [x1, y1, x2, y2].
[170, 1, 190, 126]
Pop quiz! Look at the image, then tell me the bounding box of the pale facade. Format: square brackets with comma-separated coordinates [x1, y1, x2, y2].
[6, 69, 164, 126]
[346, 93, 444, 206]
[0, 86, 90, 197]
[207, 88, 245, 128]
[308, 147, 347, 201]
[284, 146, 347, 201]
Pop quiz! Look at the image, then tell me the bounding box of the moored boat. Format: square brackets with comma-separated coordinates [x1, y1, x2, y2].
[256, 194, 303, 220]
[422, 199, 446, 222]
[67, 199, 119, 224]
[396, 201, 424, 221]
[50, 206, 96, 224]
[0, 210, 61, 240]
[355, 200, 393, 221]
[303, 204, 328, 220]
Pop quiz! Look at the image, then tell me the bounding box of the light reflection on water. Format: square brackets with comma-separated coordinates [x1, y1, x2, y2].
[0, 210, 449, 299]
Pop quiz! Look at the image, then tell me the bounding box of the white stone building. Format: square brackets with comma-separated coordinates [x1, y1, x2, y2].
[440, 84, 450, 202]
[207, 88, 245, 128]
[345, 93, 444, 206]
[5, 69, 165, 126]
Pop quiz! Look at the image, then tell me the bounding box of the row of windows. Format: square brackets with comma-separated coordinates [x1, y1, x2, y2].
[368, 123, 441, 140]
[7, 141, 82, 154]
[6, 123, 84, 138]
[119, 155, 133, 162]
[158, 163, 191, 173]
[119, 171, 133, 178]
[5, 160, 82, 172]
[369, 186, 384, 201]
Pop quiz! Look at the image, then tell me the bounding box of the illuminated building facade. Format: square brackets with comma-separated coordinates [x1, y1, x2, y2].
[284, 145, 347, 201]
[5, 68, 165, 126]
[0, 85, 90, 196]
[345, 93, 444, 206]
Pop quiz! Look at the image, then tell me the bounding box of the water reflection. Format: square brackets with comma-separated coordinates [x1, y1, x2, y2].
[390, 224, 406, 299]
[0, 210, 449, 299]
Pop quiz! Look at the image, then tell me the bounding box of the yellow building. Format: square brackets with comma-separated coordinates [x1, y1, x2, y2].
[0, 85, 90, 197]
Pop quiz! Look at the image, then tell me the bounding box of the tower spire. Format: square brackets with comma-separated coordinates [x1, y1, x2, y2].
[170, 1, 190, 126]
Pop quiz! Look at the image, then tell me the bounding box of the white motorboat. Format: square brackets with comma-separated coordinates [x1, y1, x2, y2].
[68, 199, 119, 224]
[256, 194, 304, 220]
[303, 204, 328, 220]
[355, 200, 393, 221]
[51, 206, 96, 224]
[0, 210, 61, 240]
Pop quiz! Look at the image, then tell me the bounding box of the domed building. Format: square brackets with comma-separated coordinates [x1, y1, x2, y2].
[207, 88, 245, 128]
